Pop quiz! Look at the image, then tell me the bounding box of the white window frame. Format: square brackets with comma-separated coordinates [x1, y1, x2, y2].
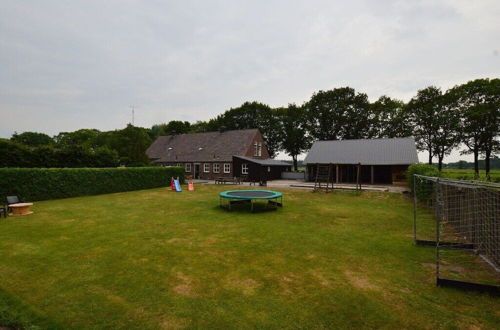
[204, 163, 210, 173]
[224, 163, 231, 173]
[185, 163, 191, 172]
[254, 142, 258, 156]
[242, 163, 248, 175]
[258, 142, 262, 156]
[213, 163, 220, 173]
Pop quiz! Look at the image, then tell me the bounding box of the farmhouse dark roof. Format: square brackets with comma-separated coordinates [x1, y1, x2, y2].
[304, 137, 419, 165]
[146, 129, 260, 162]
[233, 155, 291, 166]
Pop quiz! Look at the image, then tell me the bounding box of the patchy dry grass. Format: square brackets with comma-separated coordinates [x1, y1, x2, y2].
[0, 184, 498, 329]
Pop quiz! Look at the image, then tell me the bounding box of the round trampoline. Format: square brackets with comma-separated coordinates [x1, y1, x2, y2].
[219, 190, 283, 212]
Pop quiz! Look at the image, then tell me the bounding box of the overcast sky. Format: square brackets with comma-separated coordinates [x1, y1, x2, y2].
[1, 0, 499, 162]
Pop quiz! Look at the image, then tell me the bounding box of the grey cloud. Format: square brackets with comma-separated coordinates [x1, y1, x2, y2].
[0, 0, 499, 163]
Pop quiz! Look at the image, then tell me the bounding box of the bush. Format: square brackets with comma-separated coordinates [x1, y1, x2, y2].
[0, 167, 184, 201]
[407, 164, 440, 189]
[407, 164, 441, 201]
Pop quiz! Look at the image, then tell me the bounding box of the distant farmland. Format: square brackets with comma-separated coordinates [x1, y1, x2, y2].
[442, 169, 500, 183]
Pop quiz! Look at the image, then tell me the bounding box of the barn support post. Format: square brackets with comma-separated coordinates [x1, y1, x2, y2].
[356, 163, 361, 191]
[370, 165, 374, 185]
[336, 165, 339, 183]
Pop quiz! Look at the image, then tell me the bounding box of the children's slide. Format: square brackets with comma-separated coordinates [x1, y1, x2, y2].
[174, 179, 182, 192]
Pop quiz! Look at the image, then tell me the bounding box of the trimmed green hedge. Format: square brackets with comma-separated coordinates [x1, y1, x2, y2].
[0, 167, 184, 202]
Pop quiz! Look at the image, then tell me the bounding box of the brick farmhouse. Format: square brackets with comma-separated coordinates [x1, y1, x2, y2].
[146, 129, 277, 180]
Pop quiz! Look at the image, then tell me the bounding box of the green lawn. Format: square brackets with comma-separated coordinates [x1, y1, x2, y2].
[0, 185, 498, 329]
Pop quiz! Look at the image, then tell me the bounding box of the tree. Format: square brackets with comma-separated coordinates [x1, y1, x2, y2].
[407, 86, 443, 164]
[163, 121, 191, 135]
[370, 96, 412, 138]
[93, 147, 120, 167]
[305, 87, 371, 141]
[0, 139, 32, 167]
[10, 131, 53, 147]
[447, 78, 500, 178]
[209, 102, 282, 157]
[150, 121, 191, 140]
[432, 91, 461, 171]
[107, 124, 152, 166]
[277, 104, 311, 171]
[189, 121, 209, 133]
[31, 145, 59, 167]
[54, 129, 102, 150]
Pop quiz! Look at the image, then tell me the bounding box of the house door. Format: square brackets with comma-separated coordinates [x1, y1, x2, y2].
[194, 164, 200, 179]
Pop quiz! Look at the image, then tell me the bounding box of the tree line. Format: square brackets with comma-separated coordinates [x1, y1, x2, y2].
[1, 78, 498, 178]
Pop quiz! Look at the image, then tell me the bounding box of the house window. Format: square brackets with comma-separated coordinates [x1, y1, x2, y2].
[267, 166, 271, 172]
[185, 163, 191, 172]
[204, 163, 210, 173]
[224, 163, 231, 173]
[242, 163, 248, 174]
[176, 163, 181, 167]
[213, 163, 220, 173]
[254, 142, 258, 156]
[258, 142, 262, 156]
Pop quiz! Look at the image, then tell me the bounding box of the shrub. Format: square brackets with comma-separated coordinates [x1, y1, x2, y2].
[0, 167, 184, 201]
[407, 164, 440, 189]
[407, 164, 441, 201]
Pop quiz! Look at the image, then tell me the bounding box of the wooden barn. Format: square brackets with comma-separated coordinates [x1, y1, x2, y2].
[232, 156, 291, 182]
[304, 137, 418, 184]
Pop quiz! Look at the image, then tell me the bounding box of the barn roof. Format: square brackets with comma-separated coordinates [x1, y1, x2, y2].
[233, 155, 291, 166]
[146, 129, 260, 162]
[304, 137, 418, 165]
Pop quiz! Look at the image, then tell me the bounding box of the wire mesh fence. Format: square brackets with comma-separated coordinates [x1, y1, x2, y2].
[413, 175, 500, 293]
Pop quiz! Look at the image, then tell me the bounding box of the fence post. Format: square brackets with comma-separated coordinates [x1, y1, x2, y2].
[413, 175, 417, 242]
[435, 178, 441, 285]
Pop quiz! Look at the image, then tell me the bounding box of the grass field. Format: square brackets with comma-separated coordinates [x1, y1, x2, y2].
[442, 169, 500, 183]
[0, 185, 499, 329]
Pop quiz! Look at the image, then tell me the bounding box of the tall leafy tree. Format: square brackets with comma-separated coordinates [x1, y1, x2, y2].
[151, 121, 191, 139]
[210, 101, 281, 157]
[407, 86, 442, 164]
[54, 129, 102, 150]
[447, 78, 500, 178]
[108, 124, 152, 166]
[370, 96, 412, 138]
[305, 87, 371, 141]
[189, 120, 210, 133]
[432, 92, 461, 170]
[277, 104, 311, 170]
[0, 139, 32, 167]
[10, 131, 54, 147]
